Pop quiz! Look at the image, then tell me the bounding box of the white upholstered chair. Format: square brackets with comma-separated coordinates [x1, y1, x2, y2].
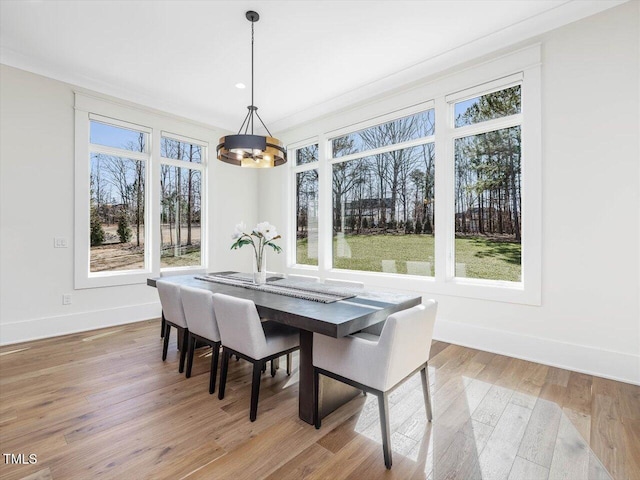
[381, 260, 397, 273]
[287, 273, 320, 282]
[406, 261, 432, 276]
[455, 263, 468, 277]
[323, 279, 385, 335]
[213, 293, 300, 422]
[180, 286, 222, 394]
[313, 300, 438, 469]
[156, 280, 189, 373]
[323, 278, 364, 288]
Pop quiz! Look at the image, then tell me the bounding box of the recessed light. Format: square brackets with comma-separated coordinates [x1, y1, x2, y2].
[235, 83, 246, 89]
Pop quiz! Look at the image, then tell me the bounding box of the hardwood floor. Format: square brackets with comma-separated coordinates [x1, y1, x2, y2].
[0, 320, 638, 480]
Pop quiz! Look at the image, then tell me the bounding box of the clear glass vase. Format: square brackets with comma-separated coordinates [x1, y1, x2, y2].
[253, 254, 267, 285]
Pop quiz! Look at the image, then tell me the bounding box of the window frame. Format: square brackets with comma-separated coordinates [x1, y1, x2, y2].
[288, 138, 321, 272]
[446, 74, 524, 284]
[74, 94, 209, 289]
[159, 131, 208, 272]
[327, 103, 436, 277]
[286, 46, 541, 305]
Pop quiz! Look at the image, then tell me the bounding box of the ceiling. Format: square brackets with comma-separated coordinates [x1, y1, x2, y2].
[0, 0, 626, 134]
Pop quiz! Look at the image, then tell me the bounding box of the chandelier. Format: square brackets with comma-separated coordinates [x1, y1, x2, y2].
[216, 11, 287, 168]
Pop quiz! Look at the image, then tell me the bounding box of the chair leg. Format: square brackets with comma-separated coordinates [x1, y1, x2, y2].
[160, 312, 165, 338]
[250, 361, 263, 422]
[209, 342, 220, 394]
[178, 328, 188, 374]
[218, 349, 230, 400]
[162, 323, 171, 361]
[421, 364, 433, 422]
[185, 333, 195, 378]
[377, 391, 392, 469]
[286, 353, 292, 375]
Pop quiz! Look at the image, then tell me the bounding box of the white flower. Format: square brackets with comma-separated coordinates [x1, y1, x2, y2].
[254, 221, 277, 240]
[232, 221, 247, 239]
[264, 228, 278, 241]
[254, 221, 269, 234]
[231, 220, 281, 259]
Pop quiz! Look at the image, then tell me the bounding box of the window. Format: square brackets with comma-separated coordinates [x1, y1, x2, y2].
[89, 121, 148, 273]
[451, 85, 522, 282]
[287, 46, 541, 305]
[330, 110, 435, 276]
[160, 135, 205, 268]
[75, 95, 209, 288]
[454, 85, 521, 127]
[293, 144, 319, 266]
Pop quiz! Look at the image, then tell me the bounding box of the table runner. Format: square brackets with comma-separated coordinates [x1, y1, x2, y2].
[194, 274, 356, 304]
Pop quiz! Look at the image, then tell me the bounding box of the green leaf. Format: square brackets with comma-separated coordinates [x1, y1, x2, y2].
[231, 239, 253, 250]
[266, 242, 283, 254]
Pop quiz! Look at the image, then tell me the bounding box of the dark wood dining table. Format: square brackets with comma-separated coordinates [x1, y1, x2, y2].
[148, 273, 421, 425]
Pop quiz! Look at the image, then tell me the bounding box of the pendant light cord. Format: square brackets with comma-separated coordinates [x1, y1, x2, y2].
[251, 19, 254, 135]
[236, 11, 274, 139]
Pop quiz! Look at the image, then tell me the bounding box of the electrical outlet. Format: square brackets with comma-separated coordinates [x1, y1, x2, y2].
[62, 294, 72, 305]
[54, 237, 68, 248]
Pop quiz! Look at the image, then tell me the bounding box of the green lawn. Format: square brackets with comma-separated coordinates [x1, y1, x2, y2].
[297, 234, 521, 282]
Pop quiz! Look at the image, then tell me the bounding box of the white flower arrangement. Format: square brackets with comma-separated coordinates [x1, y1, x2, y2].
[231, 221, 282, 272]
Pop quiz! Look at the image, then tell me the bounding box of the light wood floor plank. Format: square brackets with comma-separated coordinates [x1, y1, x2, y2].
[478, 402, 533, 480]
[263, 443, 333, 480]
[517, 397, 563, 468]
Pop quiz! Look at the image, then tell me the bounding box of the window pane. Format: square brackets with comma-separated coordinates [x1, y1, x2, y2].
[295, 169, 319, 265]
[454, 126, 521, 281]
[90, 121, 146, 151]
[331, 109, 434, 158]
[454, 85, 521, 127]
[161, 137, 202, 163]
[295, 144, 318, 166]
[90, 154, 145, 272]
[332, 144, 435, 275]
[160, 166, 202, 268]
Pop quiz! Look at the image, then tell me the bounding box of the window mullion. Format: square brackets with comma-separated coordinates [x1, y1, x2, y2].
[434, 96, 450, 282]
[90, 144, 148, 161]
[328, 136, 435, 164]
[450, 114, 522, 139]
[159, 157, 204, 171]
[292, 162, 319, 174]
[318, 135, 331, 274]
[149, 130, 161, 275]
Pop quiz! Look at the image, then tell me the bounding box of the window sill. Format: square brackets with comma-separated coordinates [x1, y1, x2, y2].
[286, 267, 540, 306]
[160, 266, 207, 277]
[76, 270, 153, 289]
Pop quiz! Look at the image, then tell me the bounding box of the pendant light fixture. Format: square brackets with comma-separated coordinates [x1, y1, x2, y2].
[217, 10, 287, 168]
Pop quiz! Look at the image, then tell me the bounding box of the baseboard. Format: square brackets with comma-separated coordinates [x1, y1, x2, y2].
[0, 302, 162, 346]
[3, 305, 638, 386]
[434, 318, 640, 386]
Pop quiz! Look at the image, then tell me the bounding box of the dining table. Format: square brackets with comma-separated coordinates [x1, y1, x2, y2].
[148, 272, 422, 425]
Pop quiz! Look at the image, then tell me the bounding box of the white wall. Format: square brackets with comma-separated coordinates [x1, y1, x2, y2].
[1, 3, 637, 384]
[260, 2, 640, 384]
[0, 65, 258, 343]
